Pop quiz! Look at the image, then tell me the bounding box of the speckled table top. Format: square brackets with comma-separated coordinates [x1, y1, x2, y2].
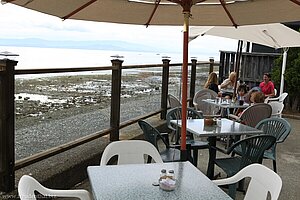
[87, 161, 232, 200]
[170, 118, 262, 137]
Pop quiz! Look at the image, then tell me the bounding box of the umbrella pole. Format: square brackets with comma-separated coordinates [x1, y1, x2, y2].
[180, 11, 190, 161]
[233, 40, 243, 99]
[280, 48, 288, 96]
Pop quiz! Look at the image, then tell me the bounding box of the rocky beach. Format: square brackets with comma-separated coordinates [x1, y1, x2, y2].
[15, 69, 208, 160]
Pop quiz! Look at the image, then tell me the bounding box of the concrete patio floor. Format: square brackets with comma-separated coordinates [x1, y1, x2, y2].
[70, 116, 300, 200]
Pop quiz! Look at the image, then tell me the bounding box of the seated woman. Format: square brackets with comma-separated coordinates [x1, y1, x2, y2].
[219, 72, 239, 98]
[250, 91, 265, 105]
[244, 87, 261, 104]
[259, 73, 275, 97]
[204, 72, 220, 95]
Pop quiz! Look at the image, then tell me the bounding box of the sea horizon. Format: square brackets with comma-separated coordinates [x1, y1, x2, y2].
[0, 46, 217, 70]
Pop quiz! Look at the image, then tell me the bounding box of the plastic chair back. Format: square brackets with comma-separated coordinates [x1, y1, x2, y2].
[138, 120, 168, 150]
[268, 101, 284, 117]
[138, 120, 181, 162]
[229, 135, 276, 169]
[166, 107, 203, 144]
[100, 140, 163, 165]
[18, 175, 91, 200]
[265, 92, 288, 103]
[193, 89, 218, 116]
[256, 118, 292, 171]
[239, 103, 272, 127]
[256, 118, 291, 144]
[168, 94, 181, 108]
[213, 164, 282, 200]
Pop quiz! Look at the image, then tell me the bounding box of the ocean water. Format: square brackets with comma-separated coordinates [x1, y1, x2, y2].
[0, 46, 201, 70]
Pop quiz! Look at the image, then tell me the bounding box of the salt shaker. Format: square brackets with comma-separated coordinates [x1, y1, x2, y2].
[168, 170, 175, 180]
[217, 118, 222, 127]
[159, 169, 167, 181]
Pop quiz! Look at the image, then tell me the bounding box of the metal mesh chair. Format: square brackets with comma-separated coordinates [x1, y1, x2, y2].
[193, 88, 219, 117]
[167, 94, 181, 108]
[228, 103, 272, 128]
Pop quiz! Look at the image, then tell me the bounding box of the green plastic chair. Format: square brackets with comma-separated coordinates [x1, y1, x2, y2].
[256, 118, 292, 172]
[214, 135, 276, 199]
[138, 120, 181, 162]
[166, 107, 209, 166]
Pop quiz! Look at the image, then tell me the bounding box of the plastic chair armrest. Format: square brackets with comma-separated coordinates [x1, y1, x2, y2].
[228, 114, 241, 121]
[213, 174, 244, 186]
[210, 145, 229, 154]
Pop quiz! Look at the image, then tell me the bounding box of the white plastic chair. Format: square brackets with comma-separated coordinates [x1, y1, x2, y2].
[18, 175, 91, 200]
[269, 101, 284, 117]
[265, 92, 288, 103]
[213, 164, 282, 200]
[167, 94, 181, 108]
[100, 140, 163, 165]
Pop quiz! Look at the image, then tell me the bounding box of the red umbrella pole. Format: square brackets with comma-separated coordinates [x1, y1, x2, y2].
[180, 11, 190, 161]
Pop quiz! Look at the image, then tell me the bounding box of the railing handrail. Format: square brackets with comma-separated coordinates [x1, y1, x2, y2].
[1, 58, 215, 192]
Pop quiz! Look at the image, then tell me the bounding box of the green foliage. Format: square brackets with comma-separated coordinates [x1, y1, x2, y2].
[273, 47, 300, 111]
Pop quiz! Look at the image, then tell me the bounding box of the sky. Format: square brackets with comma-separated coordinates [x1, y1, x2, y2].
[0, 3, 238, 61]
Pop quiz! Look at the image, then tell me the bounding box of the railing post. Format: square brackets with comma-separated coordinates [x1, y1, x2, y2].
[110, 59, 123, 141]
[0, 59, 18, 192]
[219, 52, 225, 84]
[189, 58, 197, 107]
[209, 57, 214, 74]
[161, 58, 170, 120]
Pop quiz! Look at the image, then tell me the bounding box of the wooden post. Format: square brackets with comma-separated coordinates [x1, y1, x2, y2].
[189, 58, 197, 107]
[110, 59, 123, 141]
[219, 52, 225, 84]
[161, 58, 170, 120]
[209, 57, 214, 74]
[0, 59, 18, 192]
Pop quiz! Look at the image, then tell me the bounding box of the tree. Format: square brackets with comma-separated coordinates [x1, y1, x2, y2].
[272, 47, 300, 112]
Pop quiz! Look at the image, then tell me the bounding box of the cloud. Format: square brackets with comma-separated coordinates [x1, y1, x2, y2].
[0, 3, 237, 59]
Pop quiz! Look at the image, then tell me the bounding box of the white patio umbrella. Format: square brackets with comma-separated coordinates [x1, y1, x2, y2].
[3, 0, 300, 159]
[190, 23, 300, 95]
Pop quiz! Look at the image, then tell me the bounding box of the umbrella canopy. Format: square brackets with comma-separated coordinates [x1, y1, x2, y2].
[3, 0, 300, 26]
[4, 0, 300, 160]
[190, 23, 300, 48]
[190, 23, 300, 95]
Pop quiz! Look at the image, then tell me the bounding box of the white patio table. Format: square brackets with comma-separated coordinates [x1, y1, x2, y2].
[202, 98, 250, 117]
[170, 118, 263, 179]
[87, 161, 232, 200]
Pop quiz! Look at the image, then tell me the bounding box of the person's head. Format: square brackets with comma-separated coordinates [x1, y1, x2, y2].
[229, 72, 237, 82]
[263, 73, 271, 83]
[250, 91, 265, 104]
[237, 84, 248, 97]
[204, 72, 218, 88]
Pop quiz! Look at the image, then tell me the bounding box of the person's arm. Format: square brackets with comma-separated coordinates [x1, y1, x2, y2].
[220, 79, 230, 89]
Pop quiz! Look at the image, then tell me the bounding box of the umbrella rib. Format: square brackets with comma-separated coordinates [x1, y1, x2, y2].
[62, 0, 98, 20]
[219, 0, 238, 27]
[290, 0, 300, 6]
[145, 0, 161, 27]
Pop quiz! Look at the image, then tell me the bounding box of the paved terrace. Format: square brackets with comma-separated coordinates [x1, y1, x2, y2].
[2, 115, 300, 200]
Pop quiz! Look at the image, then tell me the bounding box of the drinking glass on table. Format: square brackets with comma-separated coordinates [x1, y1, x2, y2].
[239, 96, 245, 105]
